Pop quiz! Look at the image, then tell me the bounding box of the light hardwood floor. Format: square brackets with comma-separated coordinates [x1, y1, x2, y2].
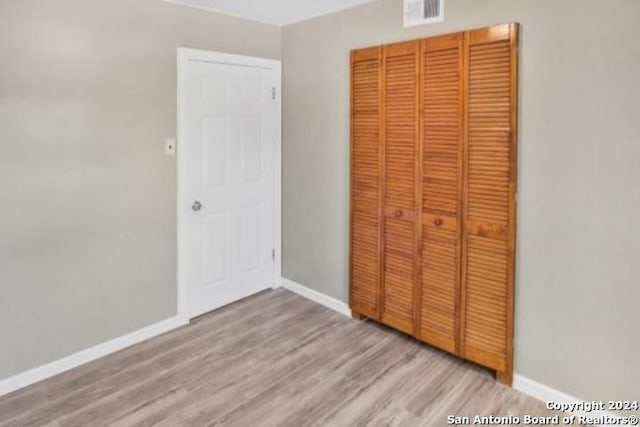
[0, 289, 562, 426]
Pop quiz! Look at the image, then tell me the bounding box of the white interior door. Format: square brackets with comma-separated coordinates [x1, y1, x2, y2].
[178, 49, 281, 319]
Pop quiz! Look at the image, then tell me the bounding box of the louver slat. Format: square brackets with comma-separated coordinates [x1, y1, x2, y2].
[418, 33, 463, 355]
[461, 24, 518, 384]
[350, 47, 382, 319]
[381, 41, 420, 335]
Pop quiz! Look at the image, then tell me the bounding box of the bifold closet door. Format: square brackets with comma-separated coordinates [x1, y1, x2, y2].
[349, 22, 519, 386]
[417, 33, 464, 355]
[349, 47, 382, 320]
[460, 23, 518, 383]
[380, 41, 420, 335]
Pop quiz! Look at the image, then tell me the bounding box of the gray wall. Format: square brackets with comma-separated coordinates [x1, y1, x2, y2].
[0, 0, 281, 379]
[282, 0, 640, 403]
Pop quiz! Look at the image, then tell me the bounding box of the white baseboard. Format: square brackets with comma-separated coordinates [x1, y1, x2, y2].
[514, 374, 622, 426]
[281, 278, 351, 317]
[0, 315, 188, 397]
[279, 280, 624, 426]
[278, 279, 624, 426]
[1, 286, 621, 427]
[270, 277, 283, 289]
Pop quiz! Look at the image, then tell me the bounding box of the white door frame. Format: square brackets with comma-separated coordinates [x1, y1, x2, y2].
[176, 47, 282, 321]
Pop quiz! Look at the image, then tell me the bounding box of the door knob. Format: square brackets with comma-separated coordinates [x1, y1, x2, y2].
[395, 209, 404, 218]
[192, 201, 202, 212]
[434, 218, 443, 226]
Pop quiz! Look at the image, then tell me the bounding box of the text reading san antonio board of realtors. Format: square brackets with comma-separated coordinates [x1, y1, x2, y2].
[447, 414, 638, 425]
[447, 401, 639, 426]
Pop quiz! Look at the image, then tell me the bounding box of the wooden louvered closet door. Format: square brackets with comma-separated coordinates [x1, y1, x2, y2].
[417, 33, 464, 355]
[380, 41, 420, 335]
[349, 23, 518, 386]
[460, 23, 518, 384]
[349, 47, 382, 320]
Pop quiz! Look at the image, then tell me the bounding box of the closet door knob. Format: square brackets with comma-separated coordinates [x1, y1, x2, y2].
[395, 209, 403, 218]
[434, 218, 443, 226]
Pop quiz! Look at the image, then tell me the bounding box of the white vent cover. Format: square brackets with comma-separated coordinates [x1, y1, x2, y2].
[404, 0, 444, 27]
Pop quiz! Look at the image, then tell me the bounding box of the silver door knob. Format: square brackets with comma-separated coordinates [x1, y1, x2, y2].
[192, 201, 202, 212]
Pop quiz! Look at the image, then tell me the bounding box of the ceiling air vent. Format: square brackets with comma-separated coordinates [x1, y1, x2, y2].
[404, 0, 444, 27]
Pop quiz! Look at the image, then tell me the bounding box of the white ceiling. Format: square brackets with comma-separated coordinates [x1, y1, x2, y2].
[165, 0, 375, 26]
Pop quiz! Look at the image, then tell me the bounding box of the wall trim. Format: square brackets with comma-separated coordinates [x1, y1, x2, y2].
[2, 286, 620, 427]
[513, 374, 622, 426]
[281, 278, 351, 317]
[277, 280, 620, 427]
[275, 281, 627, 426]
[271, 277, 283, 289]
[0, 315, 188, 397]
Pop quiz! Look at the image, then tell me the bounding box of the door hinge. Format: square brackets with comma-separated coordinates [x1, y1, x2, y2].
[271, 87, 276, 100]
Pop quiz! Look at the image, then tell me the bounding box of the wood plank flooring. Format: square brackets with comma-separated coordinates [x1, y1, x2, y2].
[0, 289, 562, 426]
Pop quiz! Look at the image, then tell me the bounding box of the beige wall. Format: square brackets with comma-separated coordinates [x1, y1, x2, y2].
[282, 0, 640, 403]
[0, 0, 280, 379]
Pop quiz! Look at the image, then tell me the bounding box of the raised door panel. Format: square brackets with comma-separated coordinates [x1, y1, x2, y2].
[418, 33, 464, 355]
[381, 41, 420, 334]
[350, 47, 382, 319]
[461, 24, 518, 384]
